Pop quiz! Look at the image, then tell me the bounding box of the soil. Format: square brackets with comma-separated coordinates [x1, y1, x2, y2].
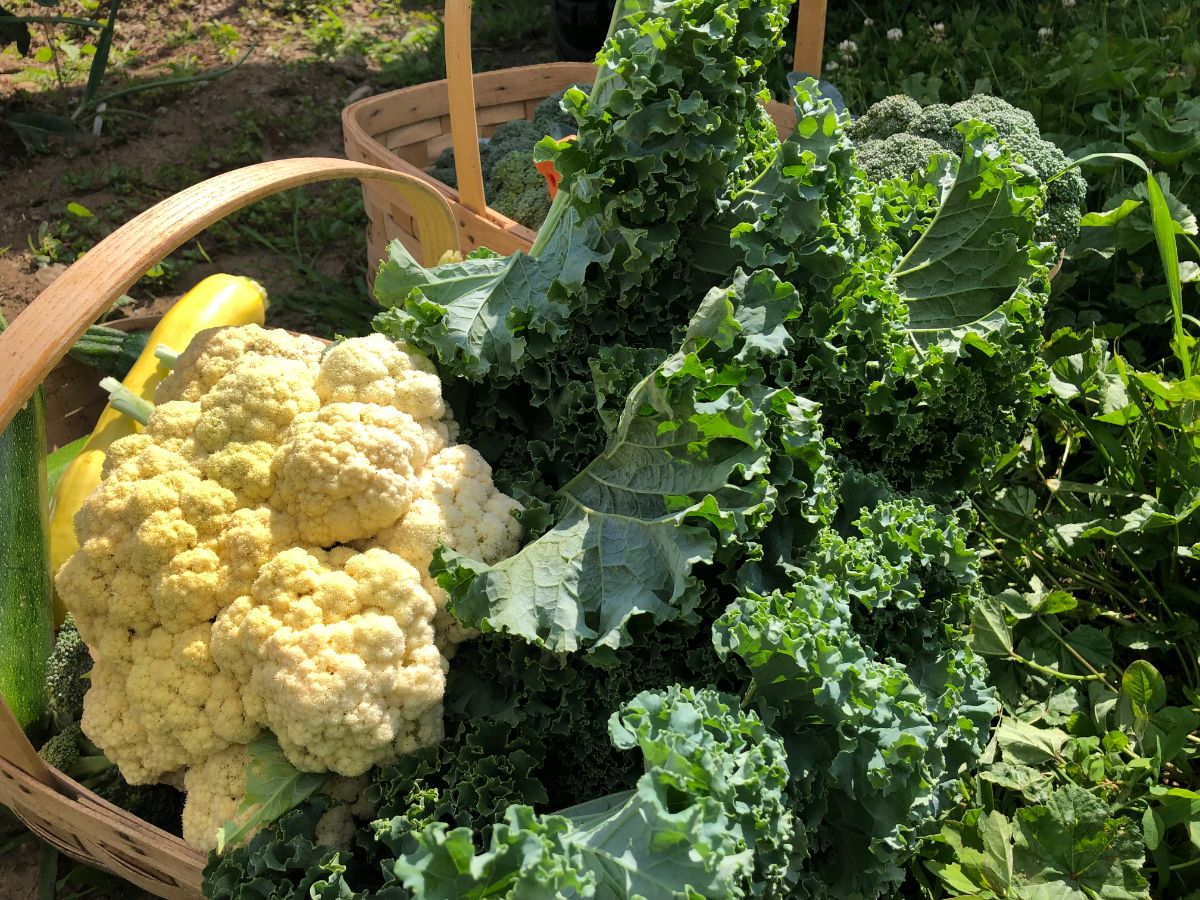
[0, 0, 551, 895]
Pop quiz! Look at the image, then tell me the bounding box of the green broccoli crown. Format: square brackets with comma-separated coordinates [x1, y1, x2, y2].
[847, 94, 921, 142]
[38, 722, 83, 772]
[852, 93, 1087, 250]
[856, 133, 955, 183]
[45, 614, 93, 725]
[488, 149, 554, 230]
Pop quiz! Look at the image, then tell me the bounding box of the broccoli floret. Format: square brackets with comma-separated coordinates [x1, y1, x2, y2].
[38, 722, 110, 779]
[45, 614, 93, 725]
[428, 146, 458, 189]
[96, 778, 184, 834]
[488, 149, 554, 230]
[851, 93, 1087, 250]
[531, 84, 587, 137]
[847, 94, 921, 142]
[856, 133, 954, 183]
[38, 723, 82, 772]
[949, 95, 1038, 143]
[909, 103, 958, 151]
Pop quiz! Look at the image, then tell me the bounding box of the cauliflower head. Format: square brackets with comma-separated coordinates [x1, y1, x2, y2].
[55, 324, 524, 851]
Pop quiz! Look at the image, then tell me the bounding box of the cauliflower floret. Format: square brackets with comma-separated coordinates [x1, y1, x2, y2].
[271, 403, 434, 546]
[203, 440, 276, 502]
[373, 445, 522, 649]
[315, 334, 449, 428]
[376, 444, 523, 579]
[212, 546, 445, 775]
[182, 744, 251, 852]
[157, 326, 324, 403]
[194, 356, 321, 451]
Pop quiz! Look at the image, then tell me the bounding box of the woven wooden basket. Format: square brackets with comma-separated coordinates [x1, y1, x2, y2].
[342, 0, 827, 276]
[0, 158, 460, 899]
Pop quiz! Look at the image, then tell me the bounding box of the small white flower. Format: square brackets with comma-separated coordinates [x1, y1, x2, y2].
[1038, 26, 1054, 41]
[886, 27, 903, 41]
[838, 39, 857, 56]
[825, 60, 840, 72]
[1061, 0, 1076, 7]
[863, 17, 874, 27]
[930, 22, 945, 43]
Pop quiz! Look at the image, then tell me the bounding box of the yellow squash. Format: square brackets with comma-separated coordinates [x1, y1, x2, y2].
[49, 274, 267, 624]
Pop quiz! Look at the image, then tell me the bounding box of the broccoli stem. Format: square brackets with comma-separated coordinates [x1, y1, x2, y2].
[99, 377, 154, 425]
[154, 344, 180, 369]
[528, 0, 629, 257]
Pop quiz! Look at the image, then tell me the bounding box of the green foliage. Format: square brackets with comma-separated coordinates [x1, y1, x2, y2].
[716, 492, 995, 896]
[389, 687, 794, 899]
[203, 4, 1091, 899]
[215, 735, 329, 854]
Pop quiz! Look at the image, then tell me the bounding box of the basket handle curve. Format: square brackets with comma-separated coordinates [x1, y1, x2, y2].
[444, 0, 487, 215]
[0, 157, 459, 434]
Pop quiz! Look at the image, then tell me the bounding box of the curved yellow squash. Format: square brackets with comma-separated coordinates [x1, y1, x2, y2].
[49, 274, 267, 624]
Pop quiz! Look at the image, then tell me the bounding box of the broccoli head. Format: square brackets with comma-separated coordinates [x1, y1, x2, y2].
[38, 723, 83, 773]
[847, 94, 921, 142]
[45, 614, 93, 725]
[425, 84, 591, 199]
[488, 149, 554, 230]
[855, 133, 953, 183]
[852, 93, 1087, 250]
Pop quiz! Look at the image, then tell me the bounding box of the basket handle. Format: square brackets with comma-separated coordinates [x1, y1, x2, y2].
[794, 0, 828, 75]
[0, 158, 458, 435]
[444, 0, 487, 215]
[440, 0, 828, 217]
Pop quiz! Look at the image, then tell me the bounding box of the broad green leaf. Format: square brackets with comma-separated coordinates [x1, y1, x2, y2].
[894, 125, 1052, 347]
[1080, 199, 1142, 227]
[971, 592, 1014, 657]
[996, 718, 1069, 766]
[1013, 784, 1150, 899]
[373, 213, 609, 380]
[214, 734, 329, 854]
[391, 687, 793, 899]
[1121, 660, 1167, 713]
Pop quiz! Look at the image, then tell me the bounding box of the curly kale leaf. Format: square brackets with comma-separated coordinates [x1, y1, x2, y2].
[439, 270, 832, 654]
[388, 685, 794, 899]
[715, 492, 996, 898]
[374, 0, 793, 495]
[768, 93, 1056, 493]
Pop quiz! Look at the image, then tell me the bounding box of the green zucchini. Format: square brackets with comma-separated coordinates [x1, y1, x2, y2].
[68, 325, 151, 379]
[0, 313, 54, 729]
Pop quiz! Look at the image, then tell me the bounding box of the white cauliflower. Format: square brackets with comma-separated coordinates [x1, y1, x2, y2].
[55, 325, 524, 851]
